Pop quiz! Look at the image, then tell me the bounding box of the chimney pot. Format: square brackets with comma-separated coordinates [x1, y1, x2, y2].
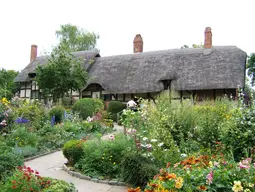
[133, 34, 143, 53]
[30, 44, 38, 62]
[204, 27, 212, 49]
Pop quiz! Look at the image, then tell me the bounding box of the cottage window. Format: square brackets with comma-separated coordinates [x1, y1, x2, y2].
[20, 90, 25, 97]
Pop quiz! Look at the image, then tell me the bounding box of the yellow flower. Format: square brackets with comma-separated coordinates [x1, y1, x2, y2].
[102, 157, 104, 160]
[113, 162, 116, 165]
[232, 181, 243, 192]
[175, 177, 183, 189]
[1, 97, 10, 105]
[208, 161, 213, 168]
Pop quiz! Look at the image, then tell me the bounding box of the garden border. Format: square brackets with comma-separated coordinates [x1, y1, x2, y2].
[62, 164, 127, 186]
[24, 149, 61, 162]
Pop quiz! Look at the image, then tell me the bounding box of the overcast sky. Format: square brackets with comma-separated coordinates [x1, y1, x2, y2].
[0, 0, 254, 71]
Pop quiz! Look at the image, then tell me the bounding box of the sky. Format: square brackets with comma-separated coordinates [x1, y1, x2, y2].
[0, 0, 254, 71]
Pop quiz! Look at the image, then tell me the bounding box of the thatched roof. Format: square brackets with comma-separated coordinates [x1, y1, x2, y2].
[14, 51, 100, 82]
[15, 46, 246, 94]
[84, 46, 246, 93]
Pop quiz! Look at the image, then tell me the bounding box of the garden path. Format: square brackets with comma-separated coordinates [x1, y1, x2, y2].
[25, 151, 128, 192]
[25, 123, 127, 192]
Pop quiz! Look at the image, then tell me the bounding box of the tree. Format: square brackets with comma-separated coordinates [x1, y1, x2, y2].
[56, 24, 99, 52]
[35, 44, 88, 102]
[247, 53, 255, 86]
[180, 43, 204, 49]
[0, 69, 19, 99]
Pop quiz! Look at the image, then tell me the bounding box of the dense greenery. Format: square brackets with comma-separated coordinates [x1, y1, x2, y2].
[107, 101, 126, 121]
[72, 98, 104, 119]
[0, 69, 18, 99]
[247, 53, 255, 86]
[36, 44, 88, 102]
[56, 23, 99, 52]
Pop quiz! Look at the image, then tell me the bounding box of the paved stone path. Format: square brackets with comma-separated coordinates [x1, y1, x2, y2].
[25, 151, 128, 192]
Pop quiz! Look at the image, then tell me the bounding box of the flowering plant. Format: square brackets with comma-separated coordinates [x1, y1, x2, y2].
[2, 166, 51, 192]
[135, 155, 255, 192]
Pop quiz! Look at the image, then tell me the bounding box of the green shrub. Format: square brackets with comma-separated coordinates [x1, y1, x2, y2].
[49, 105, 65, 124]
[0, 152, 23, 180]
[121, 151, 159, 188]
[220, 106, 255, 160]
[63, 140, 85, 166]
[75, 134, 135, 178]
[42, 179, 76, 192]
[72, 98, 104, 120]
[107, 101, 126, 121]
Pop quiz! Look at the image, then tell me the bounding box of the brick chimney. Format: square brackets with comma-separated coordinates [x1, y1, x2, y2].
[133, 34, 143, 53]
[30, 45, 38, 62]
[204, 27, 212, 49]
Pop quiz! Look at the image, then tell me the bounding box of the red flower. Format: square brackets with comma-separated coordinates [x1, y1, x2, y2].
[30, 188, 33, 191]
[12, 180, 17, 184]
[12, 186, 17, 189]
[35, 171, 39, 175]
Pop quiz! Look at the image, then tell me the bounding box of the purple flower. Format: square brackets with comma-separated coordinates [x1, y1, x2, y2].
[51, 116, 55, 126]
[14, 118, 29, 124]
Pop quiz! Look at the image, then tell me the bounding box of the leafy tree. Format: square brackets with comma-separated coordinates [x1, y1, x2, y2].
[181, 43, 204, 49]
[35, 44, 88, 102]
[56, 24, 99, 52]
[247, 53, 255, 86]
[0, 69, 19, 99]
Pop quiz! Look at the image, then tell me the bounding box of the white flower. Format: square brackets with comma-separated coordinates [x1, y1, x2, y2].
[180, 153, 187, 158]
[146, 144, 152, 148]
[143, 137, 148, 141]
[151, 139, 157, 142]
[158, 142, 164, 147]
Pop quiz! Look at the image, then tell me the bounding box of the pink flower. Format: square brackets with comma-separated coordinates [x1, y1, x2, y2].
[108, 134, 115, 140]
[239, 158, 251, 169]
[206, 171, 213, 185]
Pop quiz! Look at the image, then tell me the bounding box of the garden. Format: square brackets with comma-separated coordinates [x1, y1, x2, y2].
[1, 91, 255, 192]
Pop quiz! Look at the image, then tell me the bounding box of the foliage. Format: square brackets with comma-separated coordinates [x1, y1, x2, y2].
[107, 101, 126, 122]
[1, 166, 52, 192]
[72, 98, 104, 120]
[121, 151, 160, 188]
[42, 179, 76, 192]
[36, 44, 88, 102]
[0, 69, 19, 99]
[63, 140, 85, 166]
[49, 105, 65, 123]
[140, 155, 255, 192]
[220, 105, 255, 160]
[6, 126, 38, 147]
[56, 23, 99, 52]
[12, 100, 45, 129]
[75, 134, 136, 178]
[0, 142, 23, 180]
[37, 123, 74, 150]
[13, 146, 38, 158]
[247, 53, 255, 86]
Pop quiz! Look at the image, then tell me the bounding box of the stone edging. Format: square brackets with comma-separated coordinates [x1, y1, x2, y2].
[62, 164, 127, 186]
[24, 149, 61, 162]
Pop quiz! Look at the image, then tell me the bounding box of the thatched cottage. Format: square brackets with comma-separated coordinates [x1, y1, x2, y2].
[15, 27, 247, 103]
